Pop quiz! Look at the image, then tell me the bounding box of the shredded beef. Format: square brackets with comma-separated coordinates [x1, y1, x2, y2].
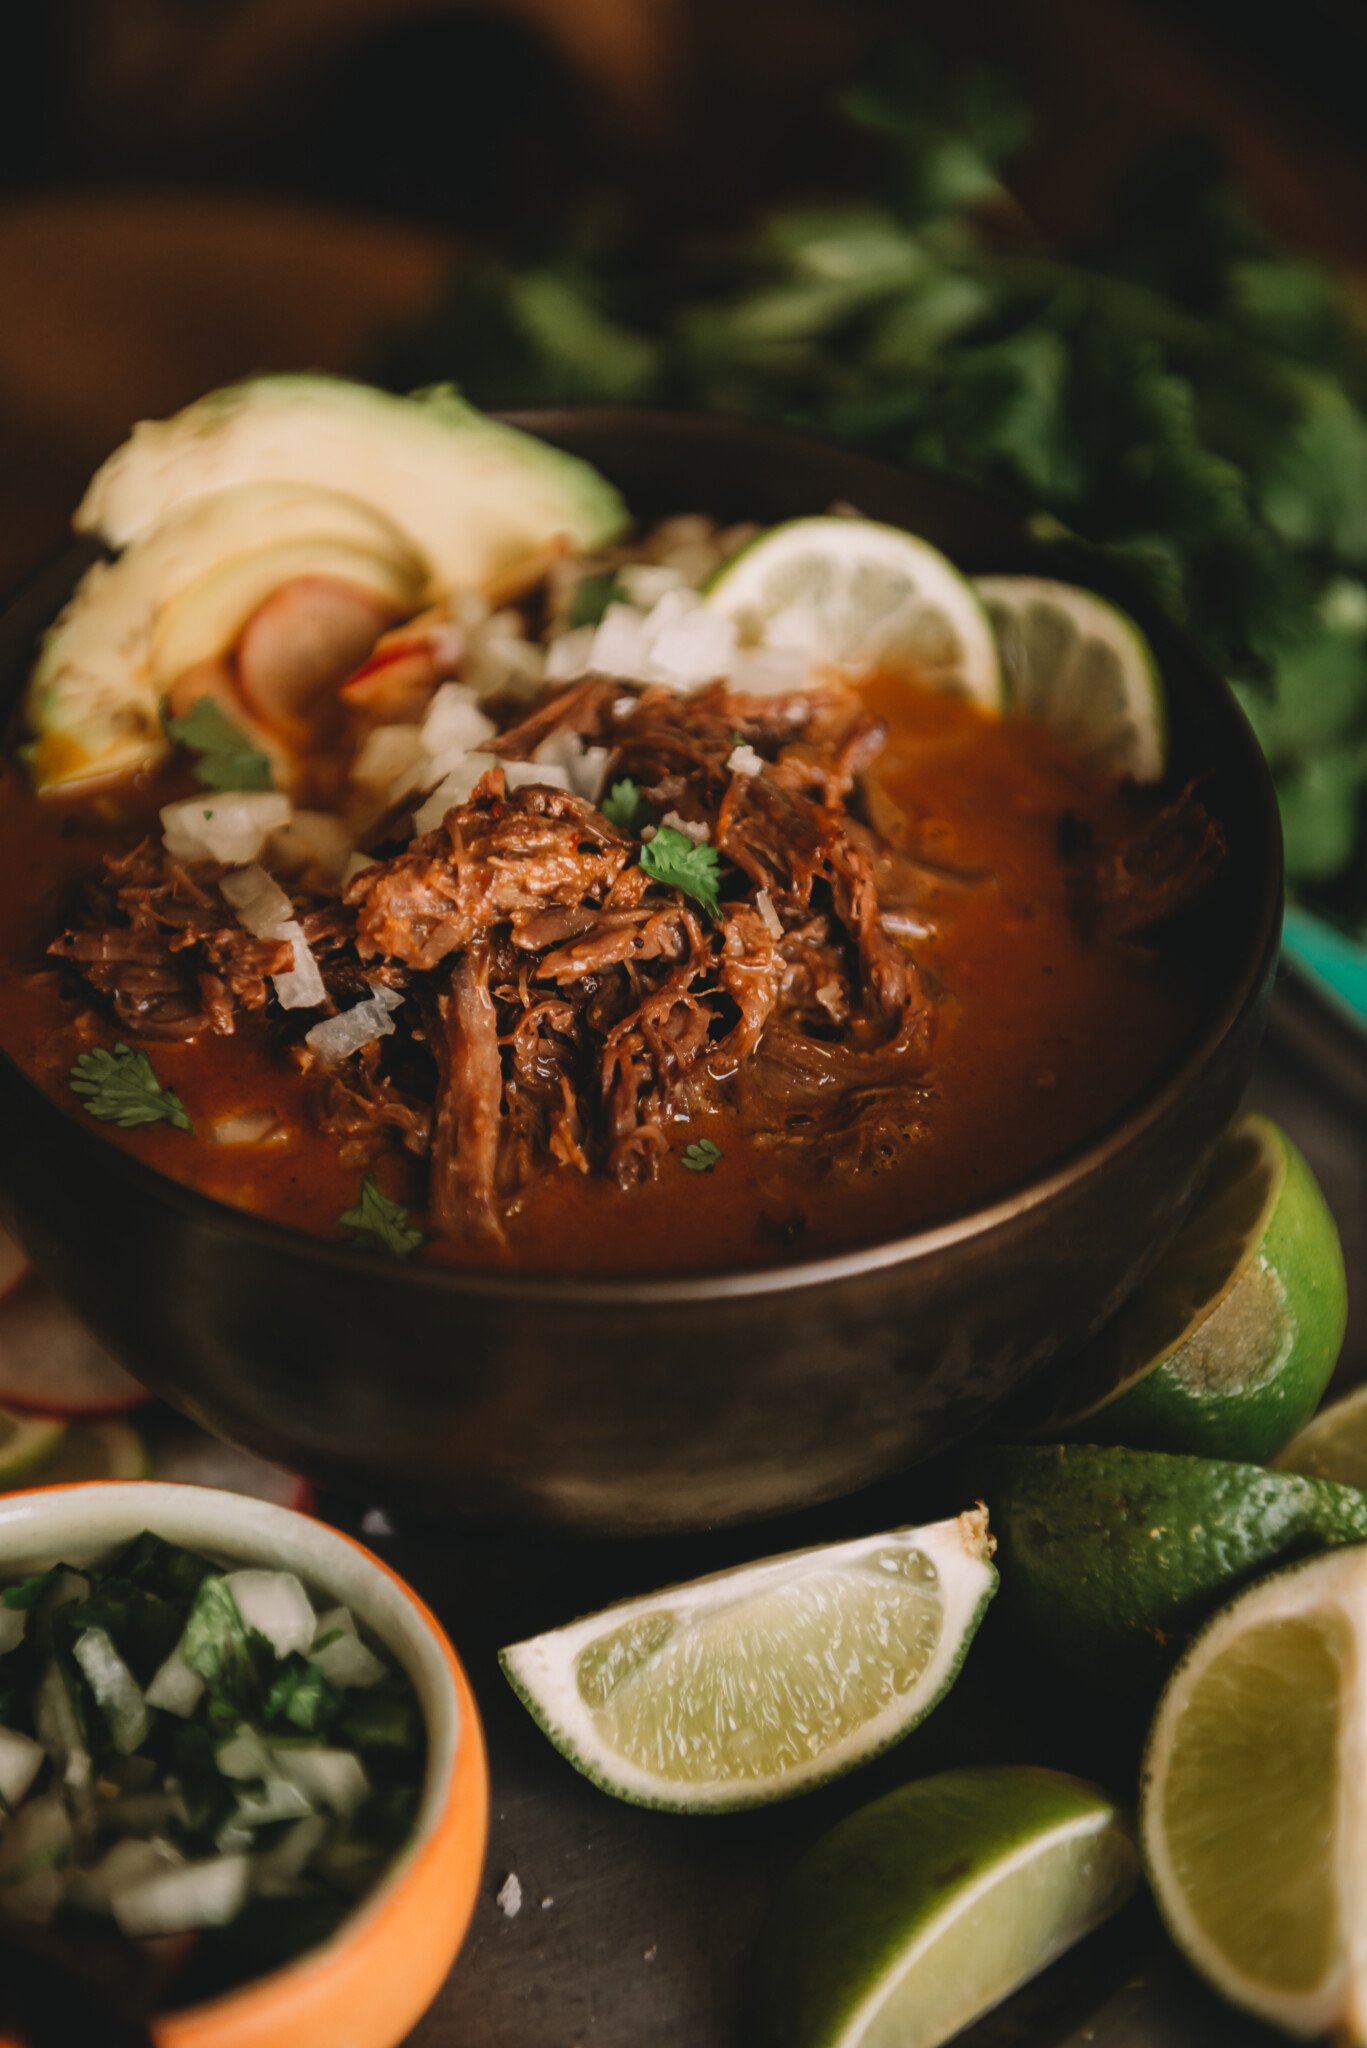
[48, 675, 1223, 1245]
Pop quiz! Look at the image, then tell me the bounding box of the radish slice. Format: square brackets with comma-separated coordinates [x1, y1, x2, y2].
[237, 577, 398, 740]
[0, 1226, 30, 1306]
[340, 639, 446, 725]
[0, 1283, 149, 1415]
[152, 1426, 309, 1508]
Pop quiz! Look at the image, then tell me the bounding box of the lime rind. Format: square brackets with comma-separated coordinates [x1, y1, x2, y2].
[705, 517, 1003, 711]
[1141, 1545, 1367, 2038]
[0, 1407, 69, 1486]
[974, 573, 1166, 782]
[749, 1766, 1138, 2048]
[499, 1511, 997, 1813]
[1019, 1116, 1345, 1464]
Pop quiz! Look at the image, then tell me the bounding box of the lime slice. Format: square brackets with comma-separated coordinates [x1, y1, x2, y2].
[747, 1766, 1139, 2048]
[0, 1406, 68, 1487]
[1276, 1382, 1367, 1485]
[1016, 1115, 1347, 1463]
[1142, 1545, 1367, 2038]
[18, 1418, 150, 1487]
[705, 518, 1002, 708]
[982, 1443, 1367, 1685]
[499, 1510, 997, 1812]
[974, 574, 1165, 780]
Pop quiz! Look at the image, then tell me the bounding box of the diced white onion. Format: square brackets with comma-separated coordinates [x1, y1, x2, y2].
[272, 926, 327, 1011]
[305, 982, 403, 1065]
[273, 1747, 369, 1819]
[254, 1814, 329, 1898]
[341, 851, 377, 887]
[161, 792, 292, 866]
[727, 742, 766, 778]
[351, 723, 423, 794]
[545, 625, 596, 680]
[0, 1606, 25, 1655]
[70, 1837, 181, 1912]
[112, 1853, 251, 1937]
[222, 1570, 315, 1658]
[756, 887, 784, 938]
[589, 604, 650, 678]
[503, 759, 572, 793]
[661, 810, 709, 845]
[309, 1607, 387, 1690]
[590, 588, 738, 691]
[617, 563, 688, 606]
[209, 1107, 284, 1147]
[412, 752, 498, 834]
[421, 681, 496, 758]
[534, 731, 611, 802]
[220, 864, 293, 939]
[727, 644, 814, 696]
[144, 1643, 203, 1718]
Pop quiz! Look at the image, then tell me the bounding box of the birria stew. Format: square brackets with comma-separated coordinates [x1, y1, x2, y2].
[0, 380, 1221, 1275]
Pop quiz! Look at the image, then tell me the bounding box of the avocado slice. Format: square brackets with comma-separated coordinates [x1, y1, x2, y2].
[25, 484, 427, 790]
[75, 375, 628, 595]
[29, 381, 626, 791]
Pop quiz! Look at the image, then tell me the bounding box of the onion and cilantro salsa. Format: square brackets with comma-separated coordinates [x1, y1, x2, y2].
[0, 1533, 423, 2009]
[0, 378, 1226, 1276]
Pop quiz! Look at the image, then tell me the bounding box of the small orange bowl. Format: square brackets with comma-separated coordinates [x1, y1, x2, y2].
[0, 1481, 488, 2048]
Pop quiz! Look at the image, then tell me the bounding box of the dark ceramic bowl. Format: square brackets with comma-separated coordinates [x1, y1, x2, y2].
[0, 412, 1281, 1533]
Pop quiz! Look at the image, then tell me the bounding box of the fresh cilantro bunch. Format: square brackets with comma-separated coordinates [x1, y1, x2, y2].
[383, 38, 1367, 931]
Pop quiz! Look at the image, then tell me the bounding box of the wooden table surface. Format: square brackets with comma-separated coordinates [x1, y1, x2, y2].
[300, 986, 1363, 2048]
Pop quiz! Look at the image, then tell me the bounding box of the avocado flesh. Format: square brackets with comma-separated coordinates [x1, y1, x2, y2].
[76, 375, 628, 594]
[26, 484, 427, 790]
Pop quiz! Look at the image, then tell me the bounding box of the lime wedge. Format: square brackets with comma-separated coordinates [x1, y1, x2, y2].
[705, 518, 1002, 707]
[1016, 1115, 1346, 1463]
[748, 1766, 1139, 2048]
[1276, 1382, 1367, 1485]
[1142, 1545, 1367, 2039]
[17, 1418, 150, 1487]
[500, 1510, 997, 1812]
[0, 1406, 68, 1487]
[982, 1443, 1367, 1684]
[974, 574, 1165, 780]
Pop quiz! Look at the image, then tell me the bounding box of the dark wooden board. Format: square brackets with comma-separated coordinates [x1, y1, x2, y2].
[315, 982, 1366, 2048]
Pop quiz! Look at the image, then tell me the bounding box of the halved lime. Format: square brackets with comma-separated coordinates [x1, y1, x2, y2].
[974, 574, 1165, 780]
[1015, 1115, 1346, 1464]
[499, 1510, 997, 1812]
[982, 1443, 1367, 1683]
[1142, 1545, 1367, 2039]
[0, 1406, 68, 1487]
[705, 517, 1002, 707]
[747, 1766, 1139, 2048]
[16, 1418, 150, 1487]
[1275, 1382, 1367, 1485]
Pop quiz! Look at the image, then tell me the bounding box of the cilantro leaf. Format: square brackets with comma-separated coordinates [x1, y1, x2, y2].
[338, 1176, 425, 1260]
[266, 1656, 341, 1736]
[164, 695, 275, 792]
[70, 1043, 193, 1132]
[600, 777, 654, 835]
[639, 826, 724, 921]
[681, 1138, 723, 1173]
[3, 1569, 58, 1611]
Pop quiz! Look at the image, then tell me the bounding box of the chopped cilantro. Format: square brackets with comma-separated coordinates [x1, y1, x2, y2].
[567, 570, 621, 629]
[266, 1656, 340, 1736]
[338, 1176, 425, 1260]
[639, 825, 724, 921]
[682, 1138, 724, 1173]
[70, 1043, 193, 1133]
[163, 694, 275, 792]
[3, 1568, 58, 1610]
[600, 777, 655, 835]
